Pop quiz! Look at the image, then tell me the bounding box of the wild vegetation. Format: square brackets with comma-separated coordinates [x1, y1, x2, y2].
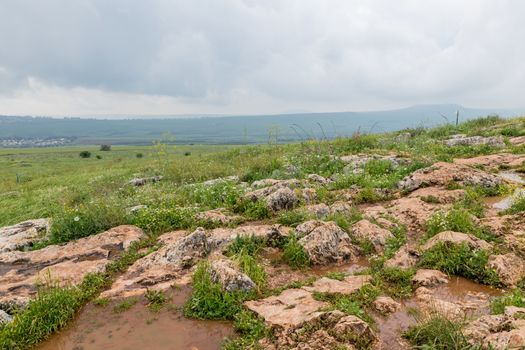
[3, 115, 525, 349]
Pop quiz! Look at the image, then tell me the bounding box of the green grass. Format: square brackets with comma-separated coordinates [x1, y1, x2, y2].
[490, 288, 525, 314]
[282, 233, 311, 269]
[404, 314, 476, 349]
[113, 297, 139, 313]
[226, 235, 267, 257]
[234, 250, 267, 291]
[418, 242, 501, 286]
[145, 289, 167, 312]
[425, 208, 497, 243]
[183, 261, 254, 320]
[222, 310, 270, 350]
[371, 265, 415, 298]
[0, 273, 109, 349]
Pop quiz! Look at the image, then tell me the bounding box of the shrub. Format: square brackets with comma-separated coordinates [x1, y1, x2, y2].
[136, 153, 144, 158]
[79, 151, 91, 158]
[184, 151, 191, 156]
[418, 242, 500, 286]
[99, 144, 111, 151]
[282, 233, 310, 269]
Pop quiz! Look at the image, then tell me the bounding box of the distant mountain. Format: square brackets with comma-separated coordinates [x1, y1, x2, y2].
[0, 104, 524, 146]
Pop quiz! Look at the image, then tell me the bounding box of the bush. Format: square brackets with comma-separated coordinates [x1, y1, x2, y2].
[99, 144, 111, 151]
[184, 151, 191, 156]
[136, 153, 144, 158]
[95, 155, 102, 159]
[79, 151, 91, 158]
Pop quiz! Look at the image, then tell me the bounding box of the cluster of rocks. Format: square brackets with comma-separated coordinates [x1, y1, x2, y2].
[340, 153, 409, 175]
[0, 219, 50, 253]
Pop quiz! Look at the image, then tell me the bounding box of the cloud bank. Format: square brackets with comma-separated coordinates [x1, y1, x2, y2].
[0, 0, 524, 115]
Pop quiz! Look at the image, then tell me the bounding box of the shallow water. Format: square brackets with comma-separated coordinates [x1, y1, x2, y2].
[375, 276, 502, 350]
[36, 286, 233, 350]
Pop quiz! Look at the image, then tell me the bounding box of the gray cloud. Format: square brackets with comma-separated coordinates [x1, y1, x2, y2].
[0, 0, 524, 115]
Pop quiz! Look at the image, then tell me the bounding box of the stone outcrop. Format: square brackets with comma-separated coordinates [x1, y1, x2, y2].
[421, 231, 492, 252]
[487, 253, 525, 287]
[303, 275, 371, 295]
[0, 225, 143, 310]
[195, 208, 242, 226]
[295, 221, 359, 265]
[398, 162, 503, 192]
[245, 288, 328, 329]
[412, 269, 448, 287]
[350, 219, 394, 253]
[373, 296, 401, 314]
[454, 153, 525, 169]
[0, 219, 50, 253]
[408, 187, 466, 204]
[384, 244, 420, 269]
[209, 259, 256, 292]
[445, 135, 505, 148]
[245, 180, 299, 212]
[128, 176, 162, 186]
[266, 187, 299, 212]
[464, 308, 525, 349]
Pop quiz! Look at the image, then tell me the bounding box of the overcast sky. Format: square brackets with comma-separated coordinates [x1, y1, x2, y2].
[0, 0, 524, 116]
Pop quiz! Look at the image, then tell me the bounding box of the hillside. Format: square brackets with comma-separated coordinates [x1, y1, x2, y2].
[2, 115, 525, 349]
[1, 104, 524, 146]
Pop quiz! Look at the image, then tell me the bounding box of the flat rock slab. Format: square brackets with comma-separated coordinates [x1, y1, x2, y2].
[0, 219, 50, 253]
[303, 275, 371, 294]
[0, 225, 143, 310]
[421, 231, 492, 252]
[245, 288, 328, 329]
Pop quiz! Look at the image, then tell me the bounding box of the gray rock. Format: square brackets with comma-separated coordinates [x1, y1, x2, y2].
[210, 259, 256, 292]
[0, 310, 13, 326]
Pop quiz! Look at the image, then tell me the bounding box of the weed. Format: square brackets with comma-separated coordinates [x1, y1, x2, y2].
[113, 297, 139, 313]
[425, 208, 497, 242]
[234, 250, 267, 290]
[226, 235, 266, 257]
[418, 242, 501, 286]
[282, 233, 311, 269]
[184, 261, 254, 320]
[325, 271, 346, 281]
[278, 210, 309, 226]
[403, 314, 473, 349]
[222, 310, 270, 350]
[145, 289, 167, 312]
[490, 288, 525, 314]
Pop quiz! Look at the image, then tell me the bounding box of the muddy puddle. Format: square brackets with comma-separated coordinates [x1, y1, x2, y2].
[36, 286, 233, 350]
[375, 276, 503, 350]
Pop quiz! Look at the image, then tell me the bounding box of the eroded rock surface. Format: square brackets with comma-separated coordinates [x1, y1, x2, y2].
[350, 219, 393, 253]
[0, 225, 143, 309]
[195, 208, 242, 226]
[412, 269, 449, 287]
[296, 221, 359, 265]
[398, 162, 503, 192]
[303, 275, 371, 295]
[421, 231, 492, 252]
[445, 135, 505, 148]
[0, 219, 50, 253]
[209, 259, 256, 292]
[487, 253, 525, 287]
[373, 296, 401, 314]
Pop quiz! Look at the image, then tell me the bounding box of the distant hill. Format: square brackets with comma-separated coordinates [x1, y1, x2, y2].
[0, 104, 524, 146]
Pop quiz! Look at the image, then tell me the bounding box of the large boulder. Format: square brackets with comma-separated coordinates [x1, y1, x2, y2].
[0, 219, 50, 253]
[296, 221, 359, 265]
[332, 315, 377, 345]
[0, 225, 143, 310]
[398, 162, 503, 192]
[265, 187, 299, 212]
[350, 219, 394, 253]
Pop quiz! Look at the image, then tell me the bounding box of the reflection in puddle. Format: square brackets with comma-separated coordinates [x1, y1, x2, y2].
[36, 287, 233, 350]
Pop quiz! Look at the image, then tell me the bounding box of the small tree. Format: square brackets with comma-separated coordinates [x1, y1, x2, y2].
[79, 151, 91, 158]
[100, 144, 111, 151]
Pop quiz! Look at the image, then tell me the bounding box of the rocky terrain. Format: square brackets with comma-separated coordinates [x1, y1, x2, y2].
[4, 118, 525, 349]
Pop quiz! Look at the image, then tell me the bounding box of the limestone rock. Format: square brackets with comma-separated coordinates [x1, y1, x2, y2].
[398, 162, 503, 192]
[445, 135, 505, 148]
[207, 224, 289, 251]
[128, 175, 162, 186]
[350, 219, 393, 253]
[266, 187, 299, 212]
[0, 310, 13, 326]
[245, 288, 328, 329]
[384, 244, 420, 269]
[195, 208, 242, 226]
[296, 221, 359, 265]
[408, 187, 466, 204]
[0, 225, 143, 309]
[209, 259, 256, 292]
[488, 253, 525, 287]
[307, 174, 332, 185]
[412, 269, 449, 287]
[305, 204, 330, 218]
[421, 231, 492, 252]
[373, 296, 401, 314]
[455, 153, 525, 170]
[303, 275, 371, 295]
[332, 315, 376, 345]
[0, 218, 50, 253]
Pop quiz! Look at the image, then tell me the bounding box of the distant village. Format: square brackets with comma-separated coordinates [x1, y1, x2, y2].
[0, 137, 76, 148]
